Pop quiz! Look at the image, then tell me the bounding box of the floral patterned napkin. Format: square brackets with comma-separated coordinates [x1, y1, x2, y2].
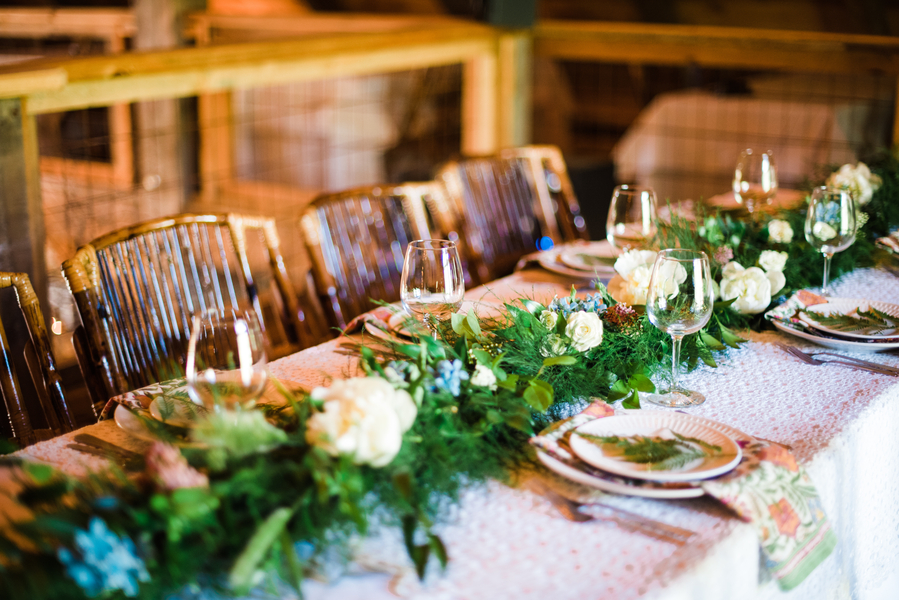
[98, 377, 300, 421]
[763, 289, 827, 326]
[530, 401, 836, 591]
[342, 306, 397, 336]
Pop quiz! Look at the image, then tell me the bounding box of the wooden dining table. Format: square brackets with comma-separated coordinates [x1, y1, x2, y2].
[7, 258, 899, 600]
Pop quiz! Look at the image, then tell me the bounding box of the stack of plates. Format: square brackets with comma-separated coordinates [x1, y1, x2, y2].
[536, 241, 620, 280]
[773, 298, 899, 353]
[536, 411, 747, 499]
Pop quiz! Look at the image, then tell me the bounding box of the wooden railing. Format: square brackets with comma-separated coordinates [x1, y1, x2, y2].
[533, 20, 899, 144]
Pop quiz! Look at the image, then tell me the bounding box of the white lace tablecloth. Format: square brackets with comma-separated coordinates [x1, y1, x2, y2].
[12, 267, 899, 600]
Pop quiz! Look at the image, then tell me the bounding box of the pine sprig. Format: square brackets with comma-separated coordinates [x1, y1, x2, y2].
[576, 431, 722, 471]
[802, 307, 896, 334]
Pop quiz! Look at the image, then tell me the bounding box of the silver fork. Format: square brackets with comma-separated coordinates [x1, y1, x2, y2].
[774, 343, 899, 376]
[534, 483, 695, 545]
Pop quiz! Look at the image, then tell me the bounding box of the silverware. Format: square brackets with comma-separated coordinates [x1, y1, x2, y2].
[535, 483, 695, 545]
[68, 434, 146, 471]
[774, 343, 899, 376]
[74, 434, 146, 461]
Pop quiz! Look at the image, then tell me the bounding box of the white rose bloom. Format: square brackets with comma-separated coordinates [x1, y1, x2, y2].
[610, 264, 653, 305]
[539, 310, 559, 330]
[306, 377, 416, 467]
[766, 269, 786, 296]
[719, 262, 773, 314]
[470, 365, 498, 390]
[651, 261, 687, 300]
[767, 219, 794, 244]
[813, 221, 838, 241]
[613, 249, 658, 278]
[565, 311, 604, 352]
[758, 250, 788, 273]
[826, 162, 882, 206]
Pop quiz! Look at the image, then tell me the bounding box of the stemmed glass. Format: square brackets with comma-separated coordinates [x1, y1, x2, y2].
[804, 187, 857, 296]
[733, 149, 778, 214]
[400, 239, 465, 339]
[185, 307, 268, 413]
[606, 185, 658, 249]
[642, 250, 715, 408]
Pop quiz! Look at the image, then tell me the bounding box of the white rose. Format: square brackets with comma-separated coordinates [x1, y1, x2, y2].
[539, 310, 559, 330]
[470, 365, 498, 390]
[813, 221, 838, 241]
[767, 219, 793, 244]
[766, 269, 786, 296]
[758, 250, 788, 273]
[826, 162, 882, 206]
[610, 264, 653, 305]
[565, 311, 604, 352]
[651, 260, 687, 300]
[614, 249, 657, 278]
[306, 377, 416, 467]
[719, 262, 773, 314]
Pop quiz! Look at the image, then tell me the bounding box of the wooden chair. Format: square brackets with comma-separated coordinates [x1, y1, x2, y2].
[433, 145, 589, 284]
[1, 272, 74, 446]
[301, 183, 435, 330]
[62, 213, 323, 409]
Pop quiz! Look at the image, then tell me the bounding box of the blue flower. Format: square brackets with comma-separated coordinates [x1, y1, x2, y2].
[57, 517, 149, 597]
[432, 359, 469, 397]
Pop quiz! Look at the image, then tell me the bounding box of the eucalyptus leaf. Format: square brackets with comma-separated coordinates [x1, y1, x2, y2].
[628, 373, 655, 393]
[606, 379, 630, 401]
[520, 299, 545, 315]
[700, 331, 726, 351]
[229, 506, 296, 593]
[542, 355, 577, 367]
[429, 533, 448, 569]
[621, 390, 641, 409]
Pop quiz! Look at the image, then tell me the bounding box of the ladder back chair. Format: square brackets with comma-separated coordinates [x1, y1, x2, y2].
[434, 145, 589, 284]
[301, 183, 435, 330]
[62, 213, 322, 410]
[1, 272, 74, 446]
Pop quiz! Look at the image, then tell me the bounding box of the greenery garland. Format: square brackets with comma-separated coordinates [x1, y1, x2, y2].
[2, 153, 897, 599]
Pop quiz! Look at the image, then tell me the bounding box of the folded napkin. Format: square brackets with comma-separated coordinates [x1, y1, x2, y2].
[342, 306, 397, 335]
[99, 377, 300, 421]
[764, 290, 827, 326]
[530, 400, 836, 591]
[875, 231, 899, 254]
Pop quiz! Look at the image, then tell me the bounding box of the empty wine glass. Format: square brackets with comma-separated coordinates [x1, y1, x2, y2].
[733, 149, 778, 213]
[185, 307, 268, 412]
[804, 187, 857, 296]
[400, 240, 465, 339]
[642, 249, 715, 408]
[606, 185, 658, 249]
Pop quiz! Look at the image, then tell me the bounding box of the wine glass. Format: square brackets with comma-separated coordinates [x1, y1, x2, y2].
[400, 239, 465, 339]
[642, 249, 715, 408]
[804, 187, 857, 296]
[606, 185, 658, 249]
[733, 149, 777, 213]
[185, 307, 268, 412]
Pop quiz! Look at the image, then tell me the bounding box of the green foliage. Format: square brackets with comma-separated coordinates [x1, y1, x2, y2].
[576, 431, 724, 471]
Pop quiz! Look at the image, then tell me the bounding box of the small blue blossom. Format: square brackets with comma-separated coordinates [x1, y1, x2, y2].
[548, 293, 606, 317]
[57, 517, 149, 597]
[384, 360, 421, 385]
[432, 359, 469, 397]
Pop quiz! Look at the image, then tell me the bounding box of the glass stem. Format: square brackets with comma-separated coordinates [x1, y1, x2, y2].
[822, 253, 834, 296]
[670, 334, 684, 392]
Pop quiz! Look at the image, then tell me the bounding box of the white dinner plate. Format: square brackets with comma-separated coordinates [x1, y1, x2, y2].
[364, 302, 505, 342]
[569, 413, 742, 483]
[114, 404, 201, 447]
[772, 319, 899, 354]
[535, 241, 619, 280]
[557, 242, 620, 273]
[798, 299, 899, 340]
[148, 396, 209, 429]
[535, 410, 752, 498]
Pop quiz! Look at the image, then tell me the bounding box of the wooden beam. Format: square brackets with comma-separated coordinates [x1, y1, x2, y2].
[462, 43, 499, 155]
[0, 8, 135, 39]
[497, 31, 532, 149]
[4, 22, 496, 114]
[535, 20, 899, 74]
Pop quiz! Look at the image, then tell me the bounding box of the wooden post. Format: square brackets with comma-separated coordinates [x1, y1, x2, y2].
[498, 31, 532, 149]
[893, 78, 899, 147]
[462, 45, 499, 156]
[0, 97, 47, 432]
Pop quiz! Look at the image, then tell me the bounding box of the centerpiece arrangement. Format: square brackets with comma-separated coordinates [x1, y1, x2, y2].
[2, 151, 898, 599]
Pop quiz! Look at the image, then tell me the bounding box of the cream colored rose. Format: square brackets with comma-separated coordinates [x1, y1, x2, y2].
[651, 261, 687, 300]
[827, 162, 882, 206]
[614, 249, 658, 278]
[539, 310, 559, 330]
[767, 219, 794, 244]
[306, 377, 416, 467]
[719, 262, 773, 314]
[565, 311, 604, 352]
[758, 250, 788, 274]
[470, 365, 497, 390]
[813, 221, 838, 241]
